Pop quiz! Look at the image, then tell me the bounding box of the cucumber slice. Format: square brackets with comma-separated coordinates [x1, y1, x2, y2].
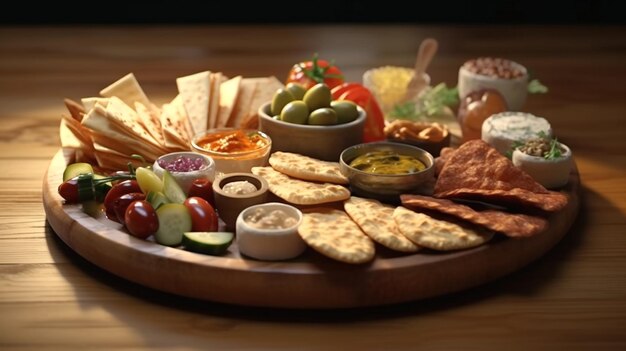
[63, 162, 94, 181]
[154, 203, 192, 246]
[183, 232, 234, 255]
[146, 191, 169, 210]
[162, 170, 186, 204]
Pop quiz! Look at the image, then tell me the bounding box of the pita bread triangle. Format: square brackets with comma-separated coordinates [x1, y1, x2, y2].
[160, 95, 193, 151]
[207, 72, 224, 129]
[135, 101, 165, 146]
[216, 75, 241, 128]
[104, 96, 162, 149]
[240, 76, 284, 129]
[176, 71, 211, 135]
[100, 73, 151, 109]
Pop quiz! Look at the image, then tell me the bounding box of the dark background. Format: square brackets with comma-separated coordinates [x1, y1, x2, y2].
[1, 0, 623, 24]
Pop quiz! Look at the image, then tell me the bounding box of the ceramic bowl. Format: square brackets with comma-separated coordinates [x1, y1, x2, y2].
[212, 173, 269, 231]
[512, 142, 573, 189]
[258, 102, 366, 162]
[458, 57, 529, 111]
[339, 142, 435, 202]
[152, 152, 215, 195]
[236, 202, 305, 261]
[191, 128, 272, 174]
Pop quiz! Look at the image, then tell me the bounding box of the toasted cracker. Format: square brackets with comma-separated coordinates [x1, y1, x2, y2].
[298, 208, 375, 264]
[434, 140, 567, 212]
[269, 151, 348, 185]
[160, 95, 194, 150]
[134, 101, 165, 146]
[344, 197, 419, 252]
[393, 206, 493, 251]
[251, 166, 350, 205]
[400, 194, 548, 238]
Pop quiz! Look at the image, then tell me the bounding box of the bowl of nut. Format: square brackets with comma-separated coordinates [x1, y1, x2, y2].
[458, 57, 529, 111]
[384, 120, 450, 157]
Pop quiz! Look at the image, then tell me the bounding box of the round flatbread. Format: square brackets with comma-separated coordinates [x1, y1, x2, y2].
[269, 151, 348, 184]
[298, 208, 375, 264]
[392, 206, 493, 251]
[344, 197, 419, 252]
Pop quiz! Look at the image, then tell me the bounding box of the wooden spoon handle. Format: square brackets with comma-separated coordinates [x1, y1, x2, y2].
[415, 38, 438, 75]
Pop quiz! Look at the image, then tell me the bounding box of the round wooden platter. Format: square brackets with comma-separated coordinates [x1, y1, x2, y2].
[43, 149, 580, 309]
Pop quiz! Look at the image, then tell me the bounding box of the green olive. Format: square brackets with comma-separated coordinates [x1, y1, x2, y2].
[280, 101, 309, 124]
[285, 82, 307, 100]
[272, 115, 281, 120]
[303, 83, 332, 111]
[271, 88, 295, 116]
[308, 108, 337, 125]
[331, 100, 359, 124]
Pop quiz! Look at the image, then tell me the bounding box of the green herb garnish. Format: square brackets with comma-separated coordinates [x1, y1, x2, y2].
[389, 83, 459, 120]
[544, 137, 563, 160]
[528, 79, 548, 94]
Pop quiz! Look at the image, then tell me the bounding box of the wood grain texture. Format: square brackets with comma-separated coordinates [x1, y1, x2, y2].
[1, 25, 626, 349]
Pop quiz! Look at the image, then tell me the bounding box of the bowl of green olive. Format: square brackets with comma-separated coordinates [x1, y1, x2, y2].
[258, 82, 366, 161]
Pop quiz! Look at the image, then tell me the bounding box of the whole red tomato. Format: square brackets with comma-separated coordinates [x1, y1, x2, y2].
[183, 197, 218, 232]
[286, 54, 344, 90]
[125, 200, 159, 239]
[103, 180, 142, 223]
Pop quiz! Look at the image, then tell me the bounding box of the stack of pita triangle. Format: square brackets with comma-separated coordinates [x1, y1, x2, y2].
[60, 72, 283, 170]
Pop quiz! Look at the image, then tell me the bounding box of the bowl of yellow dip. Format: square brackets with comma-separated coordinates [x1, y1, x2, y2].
[339, 142, 435, 202]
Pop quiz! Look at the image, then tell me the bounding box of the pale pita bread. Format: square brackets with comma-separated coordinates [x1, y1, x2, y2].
[207, 72, 223, 129]
[217, 75, 241, 128]
[392, 206, 493, 251]
[160, 95, 194, 150]
[99, 73, 151, 109]
[176, 71, 210, 135]
[227, 78, 257, 128]
[251, 166, 350, 205]
[269, 151, 348, 184]
[105, 97, 161, 149]
[344, 197, 419, 252]
[240, 76, 283, 129]
[298, 208, 375, 264]
[81, 97, 109, 111]
[64, 98, 84, 121]
[135, 101, 165, 146]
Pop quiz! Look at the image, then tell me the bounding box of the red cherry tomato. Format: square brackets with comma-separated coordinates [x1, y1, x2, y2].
[103, 180, 141, 223]
[332, 83, 386, 142]
[124, 200, 159, 239]
[183, 197, 218, 232]
[286, 55, 344, 90]
[187, 178, 215, 207]
[113, 192, 146, 224]
[58, 177, 80, 203]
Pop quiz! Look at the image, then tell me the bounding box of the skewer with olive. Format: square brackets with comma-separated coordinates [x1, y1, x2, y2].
[271, 83, 360, 126]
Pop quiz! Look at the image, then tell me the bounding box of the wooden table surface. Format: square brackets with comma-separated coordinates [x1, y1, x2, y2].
[1, 25, 625, 350]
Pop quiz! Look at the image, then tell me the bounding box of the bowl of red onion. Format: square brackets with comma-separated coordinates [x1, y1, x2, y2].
[152, 152, 216, 195]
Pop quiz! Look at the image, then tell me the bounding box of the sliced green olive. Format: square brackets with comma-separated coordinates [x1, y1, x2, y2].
[280, 101, 309, 124]
[308, 108, 337, 125]
[285, 82, 307, 100]
[271, 88, 295, 116]
[303, 83, 332, 111]
[331, 100, 359, 124]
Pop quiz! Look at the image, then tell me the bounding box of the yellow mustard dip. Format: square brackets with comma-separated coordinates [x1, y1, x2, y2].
[349, 151, 425, 175]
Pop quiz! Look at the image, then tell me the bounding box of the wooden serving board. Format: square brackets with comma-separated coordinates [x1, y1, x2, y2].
[42, 150, 580, 309]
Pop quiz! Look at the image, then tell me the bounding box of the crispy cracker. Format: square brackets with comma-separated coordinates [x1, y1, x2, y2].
[298, 208, 375, 264]
[251, 166, 350, 205]
[134, 101, 165, 146]
[434, 140, 567, 212]
[401, 194, 548, 238]
[344, 197, 419, 252]
[393, 206, 493, 251]
[269, 151, 348, 185]
[64, 98, 85, 122]
[160, 95, 194, 150]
